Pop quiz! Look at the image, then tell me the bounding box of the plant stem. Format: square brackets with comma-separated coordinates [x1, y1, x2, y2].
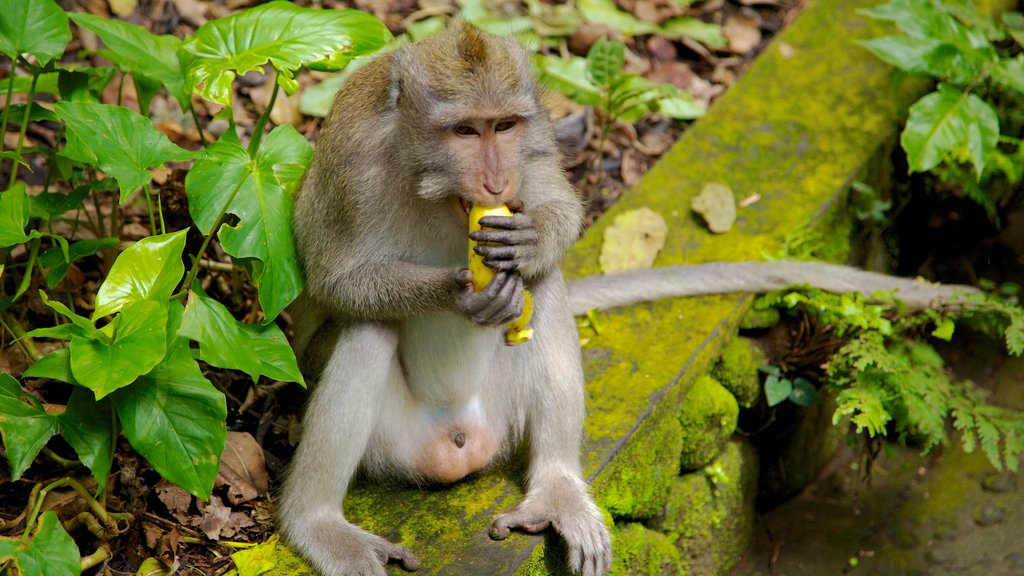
[0, 312, 39, 360]
[181, 536, 257, 548]
[248, 72, 280, 157]
[1, 70, 16, 150]
[117, 73, 125, 107]
[8, 71, 38, 186]
[174, 176, 248, 300]
[190, 105, 207, 145]
[42, 447, 79, 469]
[9, 236, 40, 304]
[24, 478, 110, 540]
[90, 189, 106, 239]
[142, 182, 159, 235]
[80, 547, 109, 571]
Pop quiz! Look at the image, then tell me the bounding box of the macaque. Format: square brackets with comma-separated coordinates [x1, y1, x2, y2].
[281, 21, 611, 576]
[280, 19, 976, 576]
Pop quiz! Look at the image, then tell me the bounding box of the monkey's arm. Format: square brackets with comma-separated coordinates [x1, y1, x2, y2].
[566, 261, 979, 316]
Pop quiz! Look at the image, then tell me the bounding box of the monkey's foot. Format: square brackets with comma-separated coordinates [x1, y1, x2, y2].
[489, 477, 611, 576]
[284, 514, 420, 576]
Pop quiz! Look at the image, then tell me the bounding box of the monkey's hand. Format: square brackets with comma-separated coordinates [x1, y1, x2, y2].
[454, 269, 525, 326]
[489, 477, 611, 576]
[469, 204, 539, 273]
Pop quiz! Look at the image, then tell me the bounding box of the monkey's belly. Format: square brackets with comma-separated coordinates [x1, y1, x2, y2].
[413, 415, 501, 483]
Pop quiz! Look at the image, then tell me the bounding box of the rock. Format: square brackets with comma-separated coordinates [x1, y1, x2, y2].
[739, 307, 781, 330]
[677, 375, 739, 471]
[975, 505, 1006, 527]
[924, 547, 952, 565]
[712, 337, 766, 408]
[691, 182, 737, 234]
[609, 522, 684, 576]
[981, 472, 1014, 493]
[1004, 552, 1024, 571]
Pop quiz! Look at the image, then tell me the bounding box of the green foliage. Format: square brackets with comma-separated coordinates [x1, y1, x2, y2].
[754, 284, 1024, 471]
[758, 365, 818, 408]
[861, 0, 1024, 222]
[0, 0, 388, 565]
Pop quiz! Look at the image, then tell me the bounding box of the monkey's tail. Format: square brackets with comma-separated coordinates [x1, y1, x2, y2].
[566, 261, 980, 316]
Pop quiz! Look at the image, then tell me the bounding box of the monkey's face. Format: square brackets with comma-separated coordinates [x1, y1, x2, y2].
[446, 115, 524, 221]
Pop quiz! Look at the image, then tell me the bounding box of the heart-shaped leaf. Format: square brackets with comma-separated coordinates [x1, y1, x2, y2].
[0, 373, 58, 480]
[179, 288, 304, 384]
[53, 102, 196, 203]
[185, 127, 309, 321]
[41, 237, 119, 289]
[0, 0, 71, 64]
[69, 13, 192, 109]
[71, 300, 169, 399]
[93, 230, 188, 319]
[114, 336, 226, 498]
[184, 2, 391, 106]
[764, 375, 793, 407]
[0, 511, 81, 576]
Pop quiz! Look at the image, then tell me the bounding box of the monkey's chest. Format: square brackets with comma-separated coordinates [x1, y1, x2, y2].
[397, 312, 502, 403]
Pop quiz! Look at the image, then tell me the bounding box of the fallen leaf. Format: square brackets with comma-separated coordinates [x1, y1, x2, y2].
[636, 131, 674, 156]
[198, 496, 232, 540]
[220, 431, 270, 495]
[646, 61, 695, 90]
[599, 207, 669, 274]
[232, 534, 281, 576]
[620, 148, 644, 187]
[172, 0, 208, 25]
[108, 0, 137, 16]
[156, 480, 193, 525]
[691, 182, 736, 233]
[723, 13, 762, 54]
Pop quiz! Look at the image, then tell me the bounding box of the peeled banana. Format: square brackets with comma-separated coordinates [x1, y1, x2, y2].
[468, 204, 534, 346]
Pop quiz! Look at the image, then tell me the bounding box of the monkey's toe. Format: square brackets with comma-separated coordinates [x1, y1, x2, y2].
[489, 512, 552, 540]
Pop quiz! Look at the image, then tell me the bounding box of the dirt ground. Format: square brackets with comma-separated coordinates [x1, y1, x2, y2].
[734, 334, 1024, 576]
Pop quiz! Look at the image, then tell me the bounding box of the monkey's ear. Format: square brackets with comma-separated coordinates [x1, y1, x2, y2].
[448, 19, 487, 65]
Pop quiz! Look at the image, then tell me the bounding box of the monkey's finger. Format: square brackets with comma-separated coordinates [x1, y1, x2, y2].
[376, 542, 421, 572]
[455, 268, 475, 289]
[507, 198, 525, 212]
[482, 272, 521, 324]
[475, 213, 533, 230]
[471, 229, 539, 246]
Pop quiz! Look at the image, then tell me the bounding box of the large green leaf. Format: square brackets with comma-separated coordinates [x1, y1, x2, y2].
[0, 373, 58, 480]
[61, 387, 117, 493]
[0, 511, 81, 576]
[0, 0, 70, 64]
[901, 84, 999, 177]
[0, 183, 34, 248]
[53, 102, 196, 203]
[533, 54, 602, 108]
[69, 13, 192, 109]
[578, 0, 660, 36]
[93, 230, 188, 319]
[28, 291, 105, 342]
[661, 17, 726, 48]
[24, 348, 75, 383]
[41, 237, 119, 289]
[183, 1, 391, 106]
[179, 288, 304, 384]
[114, 337, 226, 498]
[71, 300, 169, 399]
[991, 55, 1024, 95]
[587, 39, 624, 88]
[185, 127, 309, 321]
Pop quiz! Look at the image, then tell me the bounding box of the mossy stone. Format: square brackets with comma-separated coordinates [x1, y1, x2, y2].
[678, 375, 739, 471]
[653, 439, 759, 576]
[713, 337, 767, 408]
[609, 522, 684, 576]
[739, 307, 781, 330]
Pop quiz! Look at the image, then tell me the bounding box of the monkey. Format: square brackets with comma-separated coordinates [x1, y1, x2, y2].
[280, 21, 611, 576]
[279, 20, 980, 576]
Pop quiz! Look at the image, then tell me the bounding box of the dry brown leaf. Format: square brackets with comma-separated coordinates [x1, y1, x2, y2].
[198, 496, 232, 541]
[569, 24, 619, 56]
[723, 13, 762, 54]
[636, 131, 674, 156]
[691, 182, 736, 233]
[221, 431, 270, 495]
[620, 149, 644, 187]
[156, 480, 193, 525]
[646, 36, 678, 63]
[108, 0, 138, 16]
[646, 62, 695, 90]
[599, 207, 668, 274]
[172, 0, 208, 25]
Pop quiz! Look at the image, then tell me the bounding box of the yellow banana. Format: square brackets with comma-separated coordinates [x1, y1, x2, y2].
[468, 204, 534, 346]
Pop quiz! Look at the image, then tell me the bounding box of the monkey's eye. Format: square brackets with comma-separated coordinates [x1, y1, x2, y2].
[454, 125, 480, 137]
[495, 119, 518, 132]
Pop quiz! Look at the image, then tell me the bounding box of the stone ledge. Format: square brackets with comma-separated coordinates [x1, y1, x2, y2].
[232, 0, 932, 573]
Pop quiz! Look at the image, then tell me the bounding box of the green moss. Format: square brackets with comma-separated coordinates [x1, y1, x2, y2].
[609, 522, 684, 576]
[678, 375, 739, 471]
[654, 439, 759, 576]
[713, 337, 767, 408]
[738, 307, 780, 330]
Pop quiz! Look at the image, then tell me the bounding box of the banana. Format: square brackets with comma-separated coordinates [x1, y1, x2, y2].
[468, 204, 534, 346]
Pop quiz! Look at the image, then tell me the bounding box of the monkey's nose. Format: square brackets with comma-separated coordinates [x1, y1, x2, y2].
[483, 181, 505, 196]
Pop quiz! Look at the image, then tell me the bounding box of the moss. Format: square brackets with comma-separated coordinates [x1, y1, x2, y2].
[608, 522, 684, 576]
[653, 439, 759, 576]
[677, 375, 739, 471]
[713, 337, 767, 408]
[738, 307, 780, 331]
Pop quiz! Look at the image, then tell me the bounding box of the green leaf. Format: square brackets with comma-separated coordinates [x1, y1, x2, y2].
[69, 12, 192, 109]
[901, 84, 999, 177]
[860, 35, 952, 77]
[183, 1, 391, 106]
[114, 336, 226, 498]
[61, 387, 117, 493]
[764, 375, 792, 407]
[29, 291, 105, 342]
[931, 318, 955, 341]
[93, 230, 189, 319]
[0, 511, 81, 576]
[24, 348, 75, 383]
[179, 288, 304, 384]
[533, 54, 602, 108]
[991, 55, 1024, 95]
[0, 0, 71, 64]
[185, 127, 309, 321]
[1004, 12, 1024, 47]
[71, 300, 169, 399]
[53, 102, 196, 203]
[0, 183, 31, 248]
[788, 378, 819, 407]
[578, 0, 660, 36]
[41, 238, 119, 289]
[586, 39, 624, 88]
[0, 373, 58, 480]
[27, 187, 90, 221]
[656, 95, 705, 120]
[660, 17, 726, 48]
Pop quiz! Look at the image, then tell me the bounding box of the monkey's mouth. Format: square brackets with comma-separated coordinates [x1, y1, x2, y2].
[454, 197, 472, 226]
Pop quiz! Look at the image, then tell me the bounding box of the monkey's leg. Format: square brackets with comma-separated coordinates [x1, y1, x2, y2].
[279, 322, 421, 576]
[488, 271, 612, 576]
